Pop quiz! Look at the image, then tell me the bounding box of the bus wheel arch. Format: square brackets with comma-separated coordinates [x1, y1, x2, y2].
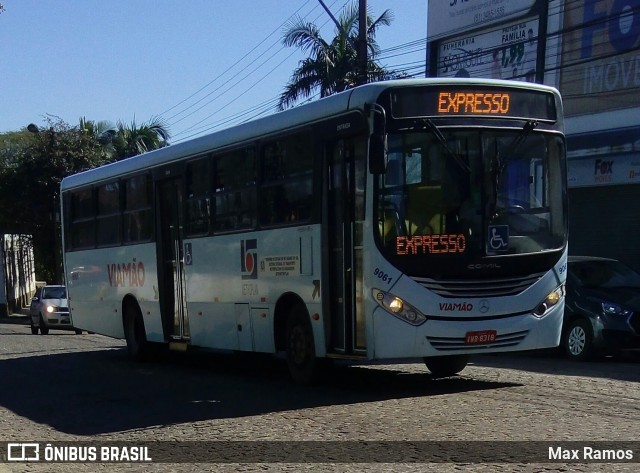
[122, 296, 148, 360]
[273, 292, 306, 352]
[274, 293, 318, 384]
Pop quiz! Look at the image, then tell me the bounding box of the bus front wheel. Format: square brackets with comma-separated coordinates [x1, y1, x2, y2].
[123, 303, 148, 360]
[285, 305, 317, 385]
[424, 355, 469, 377]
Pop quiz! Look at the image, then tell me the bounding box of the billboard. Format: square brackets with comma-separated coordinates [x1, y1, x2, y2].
[436, 17, 539, 81]
[428, 0, 537, 39]
[560, 0, 640, 116]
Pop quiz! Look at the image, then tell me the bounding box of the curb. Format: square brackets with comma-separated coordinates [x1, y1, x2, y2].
[0, 314, 29, 325]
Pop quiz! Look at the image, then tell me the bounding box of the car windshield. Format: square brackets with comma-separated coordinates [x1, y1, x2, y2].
[41, 287, 67, 299]
[570, 260, 640, 289]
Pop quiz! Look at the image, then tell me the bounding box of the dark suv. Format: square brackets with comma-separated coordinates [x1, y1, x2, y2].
[29, 285, 81, 335]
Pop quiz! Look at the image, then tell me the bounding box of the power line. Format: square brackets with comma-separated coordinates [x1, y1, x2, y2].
[171, 0, 630, 142]
[158, 0, 317, 121]
[168, 1, 351, 139]
[169, 9, 452, 140]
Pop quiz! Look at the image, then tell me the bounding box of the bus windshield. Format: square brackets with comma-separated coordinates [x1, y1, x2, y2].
[376, 127, 566, 274]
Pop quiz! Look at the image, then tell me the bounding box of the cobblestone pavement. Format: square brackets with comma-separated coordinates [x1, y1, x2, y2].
[1, 321, 639, 473]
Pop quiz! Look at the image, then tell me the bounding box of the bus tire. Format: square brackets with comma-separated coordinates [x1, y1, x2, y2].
[123, 303, 148, 361]
[424, 355, 469, 377]
[285, 304, 317, 385]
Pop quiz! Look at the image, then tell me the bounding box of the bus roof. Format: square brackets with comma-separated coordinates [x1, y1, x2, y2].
[61, 78, 563, 191]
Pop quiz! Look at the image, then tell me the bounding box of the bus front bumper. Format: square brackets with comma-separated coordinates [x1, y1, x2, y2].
[371, 302, 564, 359]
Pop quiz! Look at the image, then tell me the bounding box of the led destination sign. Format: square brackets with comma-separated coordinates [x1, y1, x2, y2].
[397, 234, 467, 255]
[390, 86, 557, 121]
[438, 91, 510, 115]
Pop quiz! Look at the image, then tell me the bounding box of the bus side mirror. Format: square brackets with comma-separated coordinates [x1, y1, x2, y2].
[367, 103, 387, 174]
[369, 133, 387, 174]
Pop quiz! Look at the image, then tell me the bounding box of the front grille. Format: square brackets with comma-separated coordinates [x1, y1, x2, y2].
[426, 330, 529, 351]
[412, 272, 545, 298]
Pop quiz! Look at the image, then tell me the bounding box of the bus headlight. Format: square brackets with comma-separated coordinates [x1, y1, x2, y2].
[533, 285, 565, 318]
[372, 289, 427, 326]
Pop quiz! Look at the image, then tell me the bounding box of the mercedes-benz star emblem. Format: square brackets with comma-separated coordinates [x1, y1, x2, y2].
[479, 299, 490, 313]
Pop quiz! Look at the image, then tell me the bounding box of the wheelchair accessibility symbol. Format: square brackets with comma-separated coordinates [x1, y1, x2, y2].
[488, 225, 509, 252]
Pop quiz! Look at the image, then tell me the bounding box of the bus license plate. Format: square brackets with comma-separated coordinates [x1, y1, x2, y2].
[465, 330, 497, 345]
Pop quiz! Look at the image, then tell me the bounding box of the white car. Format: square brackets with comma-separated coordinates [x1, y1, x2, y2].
[29, 285, 81, 335]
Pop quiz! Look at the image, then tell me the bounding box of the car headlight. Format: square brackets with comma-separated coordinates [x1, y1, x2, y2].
[46, 305, 56, 313]
[602, 302, 633, 317]
[372, 288, 427, 326]
[533, 284, 565, 317]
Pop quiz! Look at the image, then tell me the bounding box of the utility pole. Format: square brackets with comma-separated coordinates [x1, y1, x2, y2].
[317, 0, 368, 86]
[358, 0, 367, 85]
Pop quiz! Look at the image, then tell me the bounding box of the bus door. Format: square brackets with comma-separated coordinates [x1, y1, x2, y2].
[326, 139, 366, 354]
[155, 174, 190, 343]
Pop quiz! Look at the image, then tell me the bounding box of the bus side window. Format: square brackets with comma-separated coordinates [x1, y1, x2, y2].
[123, 174, 152, 243]
[260, 132, 313, 226]
[185, 157, 212, 236]
[96, 181, 121, 246]
[214, 147, 257, 232]
[70, 188, 95, 249]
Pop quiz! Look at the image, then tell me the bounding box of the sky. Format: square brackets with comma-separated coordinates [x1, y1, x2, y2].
[0, 0, 427, 143]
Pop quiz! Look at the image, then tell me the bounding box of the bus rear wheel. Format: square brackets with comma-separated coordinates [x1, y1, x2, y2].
[424, 355, 469, 377]
[285, 305, 317, 385]
[123, 303, 148, 360]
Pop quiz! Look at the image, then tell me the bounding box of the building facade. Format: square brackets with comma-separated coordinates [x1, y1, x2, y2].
[426, 0, 640, 268]
[1, 234, 36, 316]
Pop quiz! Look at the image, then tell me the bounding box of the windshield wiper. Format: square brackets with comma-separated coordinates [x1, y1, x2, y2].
[487, 120, 539, 220]
[501, 120, 538, 170]
[493, 120, 539, 177]
[418, 119, 470, 173]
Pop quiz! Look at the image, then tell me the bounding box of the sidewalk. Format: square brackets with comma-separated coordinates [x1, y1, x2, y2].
[0, 307, 29, 325]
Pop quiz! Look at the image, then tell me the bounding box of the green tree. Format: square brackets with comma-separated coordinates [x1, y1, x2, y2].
[278, 1, 402, 110]
[0, 117, 111, 281]
[0, 115, 170, 282]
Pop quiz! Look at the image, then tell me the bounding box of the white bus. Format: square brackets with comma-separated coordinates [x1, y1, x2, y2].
[61, 78, 568, 383]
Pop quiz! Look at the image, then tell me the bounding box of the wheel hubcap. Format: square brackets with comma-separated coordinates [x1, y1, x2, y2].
[568, 326, 586, 356]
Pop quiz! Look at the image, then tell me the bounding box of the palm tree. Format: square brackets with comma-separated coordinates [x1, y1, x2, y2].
[278, 2, 402, 110]
[78, 116, 170, 161]
[78, 117, 118, 161]
[112, 117, 171, 160]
